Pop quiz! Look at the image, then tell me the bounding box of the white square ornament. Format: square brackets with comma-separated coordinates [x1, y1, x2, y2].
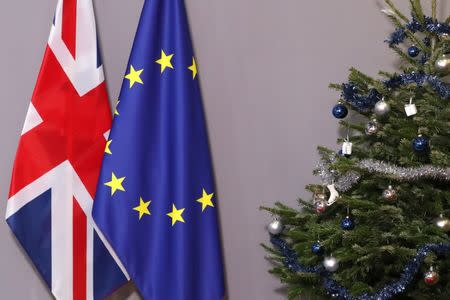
[404, 103, 417, 117]
[342, 141, 353, 155]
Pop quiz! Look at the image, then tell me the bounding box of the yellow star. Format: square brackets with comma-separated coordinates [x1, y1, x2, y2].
[188, 57, 198, 79]
[166, 204, 185, 226]
[155, 50, 174, 73]
[124, 65, 144, 88]
[133, 197, 151, 220]
[114, 100, 120, 116]
[105, 140, 112, 155]
[196, 188, 214, 212]
[104, 172, 125, 196]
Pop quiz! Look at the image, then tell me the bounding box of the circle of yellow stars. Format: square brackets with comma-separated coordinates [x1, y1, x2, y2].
[104, 48, 209, 225]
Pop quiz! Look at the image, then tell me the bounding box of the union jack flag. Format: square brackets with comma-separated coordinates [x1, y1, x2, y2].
[6, 0, 128, 299]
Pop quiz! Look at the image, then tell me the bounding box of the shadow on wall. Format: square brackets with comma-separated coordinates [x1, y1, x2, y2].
[106, 282, 138, 300]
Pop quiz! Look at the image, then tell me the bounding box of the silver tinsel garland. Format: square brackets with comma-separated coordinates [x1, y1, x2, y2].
[315, 155, 361, 192]
[359, 159, 450, 182]
[316, 155, 450, 192]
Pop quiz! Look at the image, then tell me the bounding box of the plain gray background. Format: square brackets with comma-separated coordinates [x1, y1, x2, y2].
[1, 1, 449, 299]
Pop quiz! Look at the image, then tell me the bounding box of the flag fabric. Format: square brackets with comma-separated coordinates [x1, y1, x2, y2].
[6, 0, 129, 299]
[92, 0, 225, 299]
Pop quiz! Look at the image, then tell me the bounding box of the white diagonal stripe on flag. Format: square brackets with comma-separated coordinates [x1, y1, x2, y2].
[49, 0, 104, 96]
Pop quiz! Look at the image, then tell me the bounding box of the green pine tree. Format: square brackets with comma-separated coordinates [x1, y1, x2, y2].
[262, 1, 450, 299]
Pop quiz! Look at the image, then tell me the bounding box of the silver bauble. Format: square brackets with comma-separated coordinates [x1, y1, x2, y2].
[382, 185, 398, 201]
[435, 54, 450, 75]
[365, 120, 379, 136]
[374, 100, 391, 117]
[267, 219, 284, 235]
[323, 256, 339, 272]
[315, 200, 327, 214]
[435, 215, 450, 232]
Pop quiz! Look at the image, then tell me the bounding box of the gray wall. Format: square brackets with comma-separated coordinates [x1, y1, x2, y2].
[1, 1, 448, 299]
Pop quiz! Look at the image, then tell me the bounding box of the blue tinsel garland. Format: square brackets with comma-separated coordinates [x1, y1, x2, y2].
[341, 72, 450, 111]
[386, 16, 450, 46]
[385, 72, 450, 99]
[384, 15, 450, 65]
[341, 84, 381, 112]
[270, 235, 450, 300]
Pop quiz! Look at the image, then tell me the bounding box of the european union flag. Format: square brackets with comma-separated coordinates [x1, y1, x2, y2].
[92, 1, 225, 299]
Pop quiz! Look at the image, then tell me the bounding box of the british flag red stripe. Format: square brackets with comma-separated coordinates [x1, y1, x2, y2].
[6, 1, 128, 299]
[62, 0, 77, 58]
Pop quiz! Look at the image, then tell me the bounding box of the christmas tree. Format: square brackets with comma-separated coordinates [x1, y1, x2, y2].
[262, 1, 450, 299]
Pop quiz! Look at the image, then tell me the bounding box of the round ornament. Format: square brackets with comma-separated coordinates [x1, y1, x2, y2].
[412, 135, 429, 152]
[435, 214, 450, 232]
[374, 99, 391, 117]
[332, 103, 348, 119]
[424, 267, 439, 285]
[311, 241, 323, 255]
[315, 200, 327, 214]
[382, 185, 398, 201]
[323, 256, 339, 272]
[435, 54, 450, 75]
[408, 45, 420, 57]
[365, 120, 379, 136]
[267, 219, 284, 235]
[340, 216, 355, 230]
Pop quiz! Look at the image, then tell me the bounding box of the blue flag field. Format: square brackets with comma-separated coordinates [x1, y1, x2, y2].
[92, 1, 225, 299]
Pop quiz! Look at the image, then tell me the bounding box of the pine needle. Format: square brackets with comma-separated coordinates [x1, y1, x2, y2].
[384, 0, 409, 23]
[410, 0, 425, 23]
[432, 0, 437, 20]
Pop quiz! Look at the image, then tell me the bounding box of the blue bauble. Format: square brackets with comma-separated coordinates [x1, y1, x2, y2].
[332, 104, 348, 119]
[412, 135, 429, 152]
[408, 45, 420, 57]
[341, 216, 355, 231]
[312, 242, 323, 255]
